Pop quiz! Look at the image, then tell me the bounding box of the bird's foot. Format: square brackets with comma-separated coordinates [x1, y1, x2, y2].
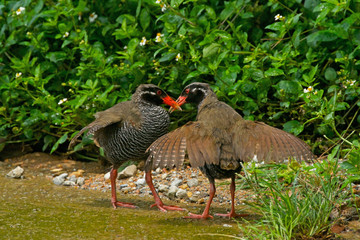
[184, 212, 213, 220]
[215, 212, 248, 218]
[112, 201, 137, 209]
[150, 203, 186, 212]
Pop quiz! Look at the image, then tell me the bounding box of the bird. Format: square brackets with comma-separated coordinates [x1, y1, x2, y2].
[69, 84, 184, 211]
[146, 82, 315, 219]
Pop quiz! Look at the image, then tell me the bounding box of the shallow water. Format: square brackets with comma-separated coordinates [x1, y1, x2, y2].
[0, 172, 246, 239]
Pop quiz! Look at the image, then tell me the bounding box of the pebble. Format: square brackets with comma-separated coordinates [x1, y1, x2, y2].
[77, 177, 85, 186]
[176, 189, 188, 199]
[53, 173, 68, 185]
[63, 180, 77, 186]
[136, 178, 146, 187]
[119, 184, 128, 189]
[6, 166, 24, 179]
[69, 175, 77, 183]
[118, 165, 137, 179]
[158, 184, 168, 192]
[167, 185, 178, 199]
[161, 173, 168, 180]
[223, 224, 232, 228]
[171, 178, 182, 187]
[187, 178, 198, 187]
[104, 172, 111, 180]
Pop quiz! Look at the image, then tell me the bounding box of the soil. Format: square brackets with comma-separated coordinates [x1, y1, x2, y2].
[1, 152, 360, 239]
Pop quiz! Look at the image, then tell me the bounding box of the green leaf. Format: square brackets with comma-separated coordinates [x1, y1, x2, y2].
[283, 120, 304, 135]
[203, 43, 221, 58]
[265, 68, 284, 77]
[45, 52, 67, 63]
[324, 67, 337, 81]
[278, 80, 302, 94]
[159, 52, 177, 62]
[50, 133, 68, 154]
[140, 8, 150, 31]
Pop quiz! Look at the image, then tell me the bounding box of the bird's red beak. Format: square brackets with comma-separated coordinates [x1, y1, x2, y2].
[162, 95, 182, 112]
[169, 96, 187, 113]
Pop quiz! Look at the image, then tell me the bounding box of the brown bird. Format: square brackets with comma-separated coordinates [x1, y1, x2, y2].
[69, 84, 183, 211]
[146, 82, 315, 219]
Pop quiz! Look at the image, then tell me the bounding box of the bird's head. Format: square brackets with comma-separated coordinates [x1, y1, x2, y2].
[169, 82, 214, 113]
[135, 84, 181, 110]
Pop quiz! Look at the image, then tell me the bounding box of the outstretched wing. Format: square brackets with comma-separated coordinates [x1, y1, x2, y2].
[145, 122, 219, 171]
[231, 120, 314, 163]
[68, 101, 141, 149]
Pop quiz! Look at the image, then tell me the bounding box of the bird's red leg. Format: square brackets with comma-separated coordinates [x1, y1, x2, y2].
[110, 168, 136, 209]
[185, 179, 215, 219]
[215, 176, 248, 218]
[145, 171, 185, 212]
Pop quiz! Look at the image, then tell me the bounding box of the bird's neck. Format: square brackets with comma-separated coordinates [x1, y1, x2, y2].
[197, 92, 219, 113]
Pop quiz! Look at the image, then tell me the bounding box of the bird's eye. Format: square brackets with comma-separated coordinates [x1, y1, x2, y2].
[185, 88, 190, 94]
[156, 90, 162, 95]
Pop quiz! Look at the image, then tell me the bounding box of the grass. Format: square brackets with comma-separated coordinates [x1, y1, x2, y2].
[236, 156, 351, 240]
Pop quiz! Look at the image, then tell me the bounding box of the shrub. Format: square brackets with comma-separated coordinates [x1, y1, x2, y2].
[0, 0, 359, 157]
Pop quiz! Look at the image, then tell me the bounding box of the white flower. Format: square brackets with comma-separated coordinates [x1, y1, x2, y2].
[89, 12, 98, 23]
[350, 80, 356, 86]
[274, 14, 284, 21]
[15, 72, 22, 78]
[155, 33, 164, 43]
[161, 4, 167, 12]
[58, 98, 68, 105]
[175, 53, 181, 61]
[124, 46, 127, 50]
[140, 37, 147, 46]
[155, 0, 161, 4]
[16, 7, 25, 15]
[63, 32, 69, 38]
[303, 86, 313, 93]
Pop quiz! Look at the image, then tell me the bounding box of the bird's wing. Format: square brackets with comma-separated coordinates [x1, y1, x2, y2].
[231, 120, 314, 163]
[69, 101, 141, 149]
[145, 121, 219, 171]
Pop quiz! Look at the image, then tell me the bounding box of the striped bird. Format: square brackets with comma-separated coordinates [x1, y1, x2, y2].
[69, 84, 183, 211]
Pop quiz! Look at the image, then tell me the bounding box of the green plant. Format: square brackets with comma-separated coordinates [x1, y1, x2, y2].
[238, 153, 349, 239]
[0, 0, 359, 158]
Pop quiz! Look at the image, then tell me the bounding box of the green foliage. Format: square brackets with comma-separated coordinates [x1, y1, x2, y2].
[238, 156, 349, 239]
[0, 0, 359, 156]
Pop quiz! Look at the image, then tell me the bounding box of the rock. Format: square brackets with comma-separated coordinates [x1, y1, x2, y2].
[189, 191, 200, 202]
[167, 185, 178, 199]
[68, 175, 77, 183]
[118, 165, 137, 179]
[119, 184, 128, 189]
[161, 173, 168, 180]
[223, 224, 232, 228]
[53, 173, 68, 186]
[53, 176, 65, 185]
[104, 172, 111, 180]
[63, 180, 76, 186]
[190, 172, 198, 178]
[176, 189, 188, 199]
[171, 178, 182, 187]
[158, 184, 169, 192]
[155, 168, 162, 174]
[77, 177, 85, 186]
[121, 187, 132, 193]
[136, 178, 146, 187]
[6, 166, 24, 179]
[187, 178, 199, 188]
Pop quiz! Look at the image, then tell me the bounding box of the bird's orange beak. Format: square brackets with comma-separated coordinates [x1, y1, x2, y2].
[162, 95, 182, 112]
[169, 96, 187, 113]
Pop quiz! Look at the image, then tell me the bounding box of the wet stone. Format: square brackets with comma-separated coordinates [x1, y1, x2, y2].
[53, 173, 68, 185]
[167, 185, 178, 199]
[68, 175, 77, 183]
[187, 178, 198, 188]
[6, 166, 24, 179]
[118, 165, 137, 179]
[119, 184, 128, 189]
[136, 178, 146, 187]
[158, 184, 168, 192]
[104, 172, 111, 180]
[171, 178, 182, 187]
[176, 189, 187, 199]
[77, 177, 85, 186]
[63, 180, 77, 186]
